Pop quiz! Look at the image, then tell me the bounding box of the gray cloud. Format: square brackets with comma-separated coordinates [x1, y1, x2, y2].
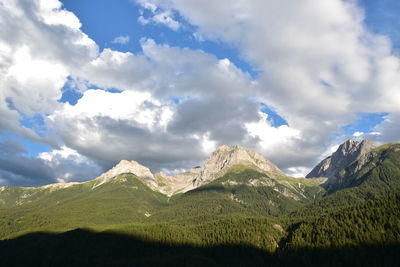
[0, 139, 102, 187]
[367, 113, 400, 144]
[0, 156, 56, 187]
[168, 97, 258, 143]
[0, 138, 26, 155]
[50, 115, 206, 172]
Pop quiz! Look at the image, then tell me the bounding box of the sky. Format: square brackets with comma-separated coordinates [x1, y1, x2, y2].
[0, 0, 400, 186]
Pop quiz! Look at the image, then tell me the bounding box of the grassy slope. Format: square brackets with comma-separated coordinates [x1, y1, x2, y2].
[147, 166, 324, 224]
[1, 144, 400, 265]
[303, 143, 400, 211]
[0, 174, 168, 238]
[0, 166, 323, 240]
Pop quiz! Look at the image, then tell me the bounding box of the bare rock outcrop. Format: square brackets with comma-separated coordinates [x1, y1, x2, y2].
[192, 145, 284, 187]
[306, 139, 376, 185]
[152, 145, 285, 195]
[93, 160, 157, 188]
[155, 167, 202, 195]
[92, 145, 285, 195]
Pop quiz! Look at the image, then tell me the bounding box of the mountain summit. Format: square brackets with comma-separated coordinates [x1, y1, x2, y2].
[155, 145, 285, 195]
[306, 139, 376, 184]
[93, 160, 157, 189]
[192, 145, 284, 187]
[91, 145, 285, 195]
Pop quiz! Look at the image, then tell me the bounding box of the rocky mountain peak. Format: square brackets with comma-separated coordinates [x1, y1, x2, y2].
[93, 160, 156, 188]
[92, 145, 284, 195]
[306, 139, 376, 183]
[192, 145, 284, 187]
[153, 145, 285, 195]
[337, 139, 359, 156]
[335, 139, 375, 158]
[359, 139, 376, 153]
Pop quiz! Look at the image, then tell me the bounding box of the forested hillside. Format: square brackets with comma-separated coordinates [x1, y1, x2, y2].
[1, 142, 400, 266]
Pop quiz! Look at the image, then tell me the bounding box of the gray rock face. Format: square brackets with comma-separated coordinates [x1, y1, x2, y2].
[192, 145, 284, 187]
[154, 167, 202, 195]
[153, 145, 284, 195]
[306, 139, 376, 185]
[93, 160, 157, 188]
[93, 145, 285, 195]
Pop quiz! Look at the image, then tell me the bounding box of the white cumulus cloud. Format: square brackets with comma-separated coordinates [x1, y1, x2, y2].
[137, 0, 181, 30]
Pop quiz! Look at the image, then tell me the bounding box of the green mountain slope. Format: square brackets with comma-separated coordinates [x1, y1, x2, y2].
[0, 166, 324, 238]
[148, 166, 325, 223]
[286, 192, 400, 249]
[0, 142, 400, 266]
[0, 174, 168, 239]
[311, 143, 400, 209]
[337, 143, 400, 192]
[1, 190, 399, 266]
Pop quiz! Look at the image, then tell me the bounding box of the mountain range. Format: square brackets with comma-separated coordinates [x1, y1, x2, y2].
[0, 139, 399, 266]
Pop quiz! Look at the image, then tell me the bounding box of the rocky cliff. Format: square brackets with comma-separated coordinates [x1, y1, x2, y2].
[192, 145, 284, 188]
[93, 160, 157, 189]
[92, 145, 285, 195]
[306, 139, 376, 186]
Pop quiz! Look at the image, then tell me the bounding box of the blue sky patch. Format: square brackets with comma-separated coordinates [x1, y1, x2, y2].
[59, 76, 124, 105]
[320, 80, 333, 87]
[360, 0, 400, 51]
[20, 114, 46, 133]
[19, 138, 51, 157]
[59, 89, 83, 105]
[260, 103, 288, 127]
[342, 112, 388, 135]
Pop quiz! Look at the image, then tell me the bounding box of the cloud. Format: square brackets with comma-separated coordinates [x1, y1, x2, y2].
[137, 0, 400, 169]
[244, 112, 305, 169]
[0, 0, 98, 142]
[137, 0, 181, 30]
[111, 35, 130, 44]
[38, 146, 102, 183]
[0, 0, 100, 185]
[48, 37, 321, 175]
[0, 138, 27, 155]
[47, 43, 266, 172]
[285, 167, 310, 178]
[352, 131, 363, 137]
[37, 0, 81, 29]
[49, 89, 174, 133]
[0, 139, 101, 186]
[368, 113, 400, 144]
